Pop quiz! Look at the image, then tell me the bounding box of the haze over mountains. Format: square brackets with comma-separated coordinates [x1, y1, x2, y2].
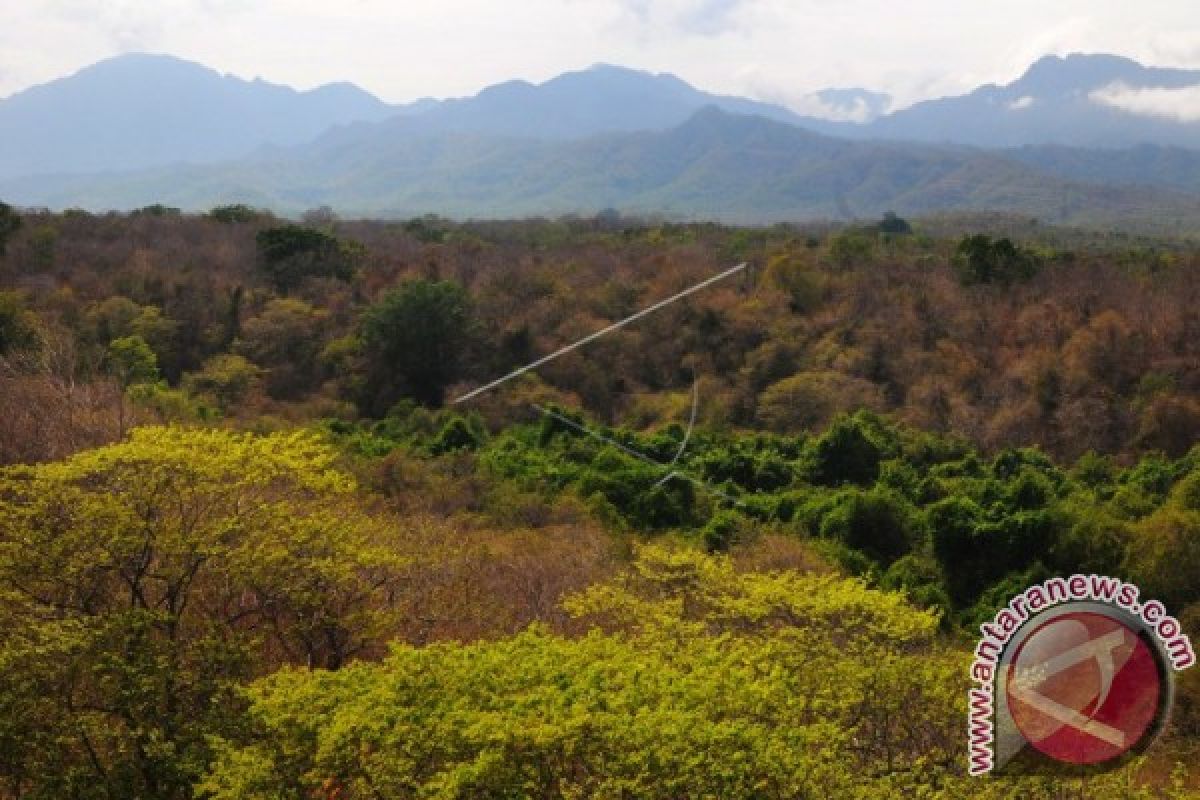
[4, 51, 1200, 227]
[0, 54, 394, 180]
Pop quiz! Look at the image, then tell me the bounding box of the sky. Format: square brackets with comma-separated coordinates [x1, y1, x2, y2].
[3, 0, 1200, 113]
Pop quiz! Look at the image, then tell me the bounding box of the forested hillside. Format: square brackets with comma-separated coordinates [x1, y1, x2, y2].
[11, 108, 1200, 228]
[1, 204, 1198, 798]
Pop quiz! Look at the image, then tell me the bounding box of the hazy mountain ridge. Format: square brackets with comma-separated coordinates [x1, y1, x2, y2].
[365, 63, 825, 138]
[4, 52, 1200, 228]
[9, 107, 1200, 232]
[369, 54, 1200, 148]
[0, 53, 397, 180]
[859, 53, 1200, 148]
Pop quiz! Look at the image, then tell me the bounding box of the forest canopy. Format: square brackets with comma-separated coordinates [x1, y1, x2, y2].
[0, 207, 1198, 798]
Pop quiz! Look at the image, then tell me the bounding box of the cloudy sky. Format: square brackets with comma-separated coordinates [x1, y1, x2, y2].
[3, 0, 1199, 111]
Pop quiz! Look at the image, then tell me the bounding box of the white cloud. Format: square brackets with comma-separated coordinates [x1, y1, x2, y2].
[1090, 81, 1200, 121]
[790, 95, 870, 122]
[782, 91, 890, 123]
[1008, 95, 1035, 110]
[616, 0, 749, 36]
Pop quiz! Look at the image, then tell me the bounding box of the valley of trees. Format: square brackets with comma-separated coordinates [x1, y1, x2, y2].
[1, 203, 1198, 798]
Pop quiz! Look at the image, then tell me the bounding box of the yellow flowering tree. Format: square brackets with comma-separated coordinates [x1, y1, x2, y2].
[199, 545, 967, 800]
[0, 427, 403, 800]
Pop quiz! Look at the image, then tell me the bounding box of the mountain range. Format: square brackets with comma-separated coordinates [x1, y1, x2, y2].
[0, 54, 395, 180]
[860, 54, 1200, 149]
[3, 52, 1200, 227]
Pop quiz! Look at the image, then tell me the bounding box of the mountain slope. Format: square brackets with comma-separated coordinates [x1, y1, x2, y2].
[7, 51, 1200, 191]
[8, 107, 1200, 231]
[0, 53, 397, 180]
[863, 53, 1200, 148]
[1004, 143, 1200, 194]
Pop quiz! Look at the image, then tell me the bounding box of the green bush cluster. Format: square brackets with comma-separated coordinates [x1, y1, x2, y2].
[369, 408, 1200, 625]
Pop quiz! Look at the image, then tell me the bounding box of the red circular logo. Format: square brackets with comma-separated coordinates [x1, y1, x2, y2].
[1006, 611, 1162, 765]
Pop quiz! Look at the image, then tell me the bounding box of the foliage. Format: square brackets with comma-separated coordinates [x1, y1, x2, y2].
[763, 253, 824, 312]
[805, 412, 892, 487]
[1, 211, 1199, 797]
[2, 211, 1199, 461]
[818, 486, 916, 565]
[435, 406, 1200, 624]
[105, 334, 159, 388]
[878, 211, 912, 235]
[0, 290, 39, 355]
[254, 225, 361, 293]
[0, 413, 1194, 796]
[758, 371, 882, 432]
[184, 354, 263, 413]
[1126, 509, 1200, 611]
[0, 201, 20, 255]
[954, 234, 1042, 285]
[828, 229, 875, 267]
[358, 279, 474, 412]
[206, 204, 261, 224]
[133, 204, 182, 217]
[202, 545, 964, 800]
[234, 298, 327, 400]
[200, 545, 1183, 799]
[0, 427, 406, 799]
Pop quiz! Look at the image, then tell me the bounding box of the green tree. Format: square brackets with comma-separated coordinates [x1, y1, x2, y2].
[1171, 470, 1200, 512]
[1125, 509, 1200, 611]
[207, 204, 260, 224]
[927, 496, 987, 604]
[0, 291, 39, 356]
[254, 225, 361, 293]
[184, 354, 263, 414]
[235, 298, 327, 400]
[819, 487, 916, 565]
[106, 334, 158, 381]
[358, 279, 474, 412]
[828, 230, 875, 268]
[954, 234, 1041, 286]
[428, 413, 486, 455]
[805, 413, 889, 486]
[133, 204, 181, 217]
[758, 371, 883, 433]
[881, 554, 951, 611]
[0, 201, 20, 255]
[105, 335, 159, 435]
[89, 299, 180, 379]
[878, 211, 912, 235]
[763, 253, 824, 313]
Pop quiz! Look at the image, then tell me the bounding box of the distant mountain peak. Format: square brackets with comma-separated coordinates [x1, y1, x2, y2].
[90, 51, 193, 66]
[0, 53, 395, 180]
[548, 63, 692, 90]
[383, 61, 810, 140]
[583, 62, 643, 74]
[74, 52, 219, 78]
[1011, 51, 1200, 99]
[7, 49, 1200, 197]
[868, 52, 1200, 148]
[476, 78, 536, 96]
[1013, 52, 1151, 97]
